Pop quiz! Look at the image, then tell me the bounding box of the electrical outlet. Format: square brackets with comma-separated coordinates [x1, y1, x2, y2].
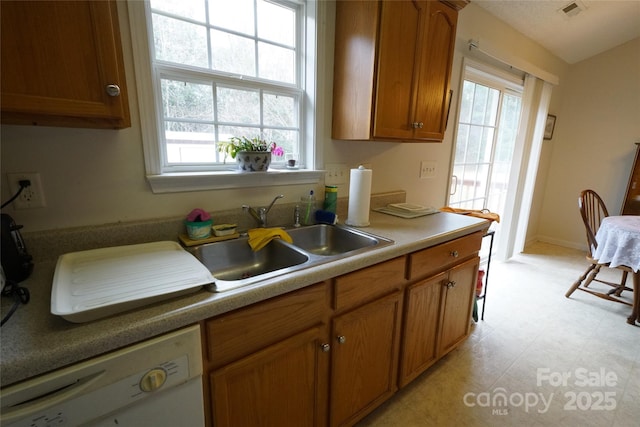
[7, 172, 46, 209]
[325, 163, 348, 185]
[420, 161, 437, 179]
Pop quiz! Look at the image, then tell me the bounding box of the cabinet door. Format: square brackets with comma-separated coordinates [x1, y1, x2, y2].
[399, 271, 446, 387]
[413, 1, 457, 140]
[622, 144, 640, 215]
[438, 257, 479, 355]
[0, 1, 130, 129]
[330, 292, 403, 427]
[211, 326, 329, 427]
[372, 0, 424, 140]
[331, 0, 379, 140]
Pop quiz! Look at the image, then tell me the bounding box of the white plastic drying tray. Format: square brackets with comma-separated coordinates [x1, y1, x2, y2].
[51, 241, 214, 323]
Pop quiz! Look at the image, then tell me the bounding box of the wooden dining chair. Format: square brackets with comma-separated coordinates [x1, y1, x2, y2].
[565, 189, 633, 304]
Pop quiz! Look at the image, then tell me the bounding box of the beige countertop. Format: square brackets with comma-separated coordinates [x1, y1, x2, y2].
[0, 211, 489, 387]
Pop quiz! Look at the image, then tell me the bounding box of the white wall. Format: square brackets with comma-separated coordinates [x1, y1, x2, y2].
[3, 0, 630, 248]
[535, 37, 640, 249]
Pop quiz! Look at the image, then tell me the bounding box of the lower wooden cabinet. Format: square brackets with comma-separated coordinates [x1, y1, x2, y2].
[210, 325, 329, 427]
[202, 282, 330, 427]
[330, 292, 403, 427]
[438, 257, 479, 355]
[202, 231, 485, 426]
[399, 257, 479, 387]
[400, 271, 444, 386]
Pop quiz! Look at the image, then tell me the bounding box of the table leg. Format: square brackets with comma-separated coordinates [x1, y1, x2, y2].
[627, 271, 640, 325]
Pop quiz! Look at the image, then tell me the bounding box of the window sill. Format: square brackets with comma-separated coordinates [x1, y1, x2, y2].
[147, 169, 325, 194]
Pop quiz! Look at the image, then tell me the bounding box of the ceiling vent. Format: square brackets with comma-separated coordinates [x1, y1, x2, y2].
[558, 1, 587, 18]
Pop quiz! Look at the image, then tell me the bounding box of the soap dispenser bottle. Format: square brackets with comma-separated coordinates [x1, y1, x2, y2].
[301, 190, 316, 225]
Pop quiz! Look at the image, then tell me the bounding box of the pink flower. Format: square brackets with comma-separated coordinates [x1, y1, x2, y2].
[272, 146, 284, 157]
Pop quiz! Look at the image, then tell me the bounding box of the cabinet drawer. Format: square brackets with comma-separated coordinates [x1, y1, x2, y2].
[334, 257, 406, 311]
[204, 282, 329, 368]
[407, 231, 483, 280]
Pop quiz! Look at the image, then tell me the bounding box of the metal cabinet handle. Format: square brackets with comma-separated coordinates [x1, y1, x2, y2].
[105, 84, 121, 97]
[450, 250, 459, 258]
[320, 343, 331, 352]
[411, 122, 424, 129]
[337, 335, 346, 344]
[446, 281, 456, 289]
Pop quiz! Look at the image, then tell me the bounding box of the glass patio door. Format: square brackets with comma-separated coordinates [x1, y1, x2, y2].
[449, 65, 523, 237]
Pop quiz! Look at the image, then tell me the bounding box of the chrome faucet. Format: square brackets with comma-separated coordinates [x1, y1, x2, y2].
[242, 194, 284, 227]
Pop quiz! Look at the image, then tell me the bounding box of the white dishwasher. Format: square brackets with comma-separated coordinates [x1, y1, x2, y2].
[0, 324, 205, 427]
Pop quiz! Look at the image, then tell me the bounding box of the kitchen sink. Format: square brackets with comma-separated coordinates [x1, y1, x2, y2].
[186, 224, 393, 292]
[186, 236, 309, 292]
[286, 224, 392, 256]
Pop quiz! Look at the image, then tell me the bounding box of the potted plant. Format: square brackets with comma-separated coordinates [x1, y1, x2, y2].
[218, 136, 284, 171]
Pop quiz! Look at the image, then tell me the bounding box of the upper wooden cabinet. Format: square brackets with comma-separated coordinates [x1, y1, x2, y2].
[332, 0, 464, 142]
[0, 1, 131, 129]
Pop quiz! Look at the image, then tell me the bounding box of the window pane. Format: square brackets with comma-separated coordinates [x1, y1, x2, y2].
[258, 0, 295, 46]
[465, 125, 482, 163]
[479, 127, 494, 163]
[258, 42, 295, 83]
[152, 14, 208, 67]
[161, 79, 213, 120]
[470, 85, 488, 125]
[145, 0, 306, 170]
[150, 0, 205, 21]
[460, 164, 478, 201]
[263, 129, 297, 158]
[455, 124, 469, 161]
[217, 86, 260, 124]
[459, 81, 474, 123]
[264, 93, 295, 127]
[210, 30, 256, 76]
[218, 125, 261, 143]
[209, 0, 254, 36]
[165, 123, 216, 164]
[470, 84, 499, 126]
[485, 88, 500, 125]
[475, 163, 489, 203]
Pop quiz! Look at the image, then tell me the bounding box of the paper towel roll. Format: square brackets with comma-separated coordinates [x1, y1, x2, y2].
[346, 165, 372, 227]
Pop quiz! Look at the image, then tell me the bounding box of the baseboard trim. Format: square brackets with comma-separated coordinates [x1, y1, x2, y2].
[531, 235, 586, 251]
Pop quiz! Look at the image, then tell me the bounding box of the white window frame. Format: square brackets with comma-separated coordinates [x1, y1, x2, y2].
[127, 0, 324, 193]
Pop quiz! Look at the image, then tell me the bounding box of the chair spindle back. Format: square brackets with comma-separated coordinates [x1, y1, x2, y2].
[578, 189, 609, 256]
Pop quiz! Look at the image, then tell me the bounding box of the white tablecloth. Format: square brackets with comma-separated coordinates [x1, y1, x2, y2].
[592, 216, 640, 272]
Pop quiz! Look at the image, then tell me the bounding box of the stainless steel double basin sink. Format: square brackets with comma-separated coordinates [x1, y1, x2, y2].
[186, 224, 393, 292]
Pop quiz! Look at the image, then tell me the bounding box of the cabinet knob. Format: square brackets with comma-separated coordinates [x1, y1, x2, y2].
[446, 281, 456, 289]
[320, 343, 331, 352]
[337, 335, 346, 344]
[450, 250, 459, 258]
[105, 84, 121, 97]
[411, 122, 424, 129]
